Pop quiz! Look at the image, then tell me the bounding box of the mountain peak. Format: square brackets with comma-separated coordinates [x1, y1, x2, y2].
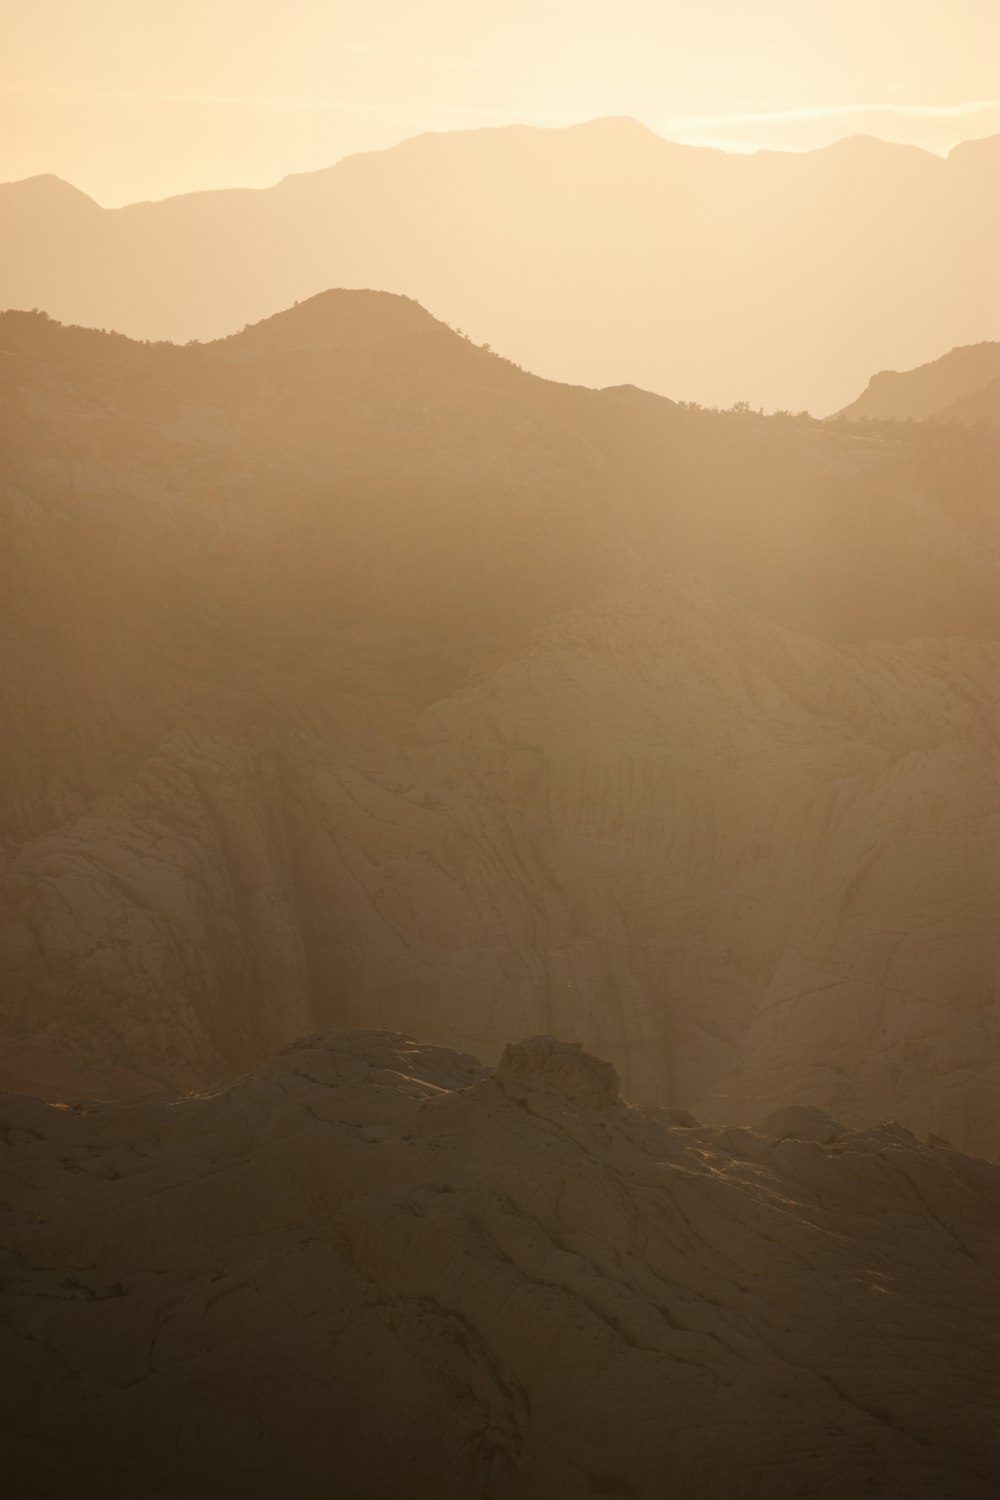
[0, 173, 100, 210]
[219, 288, 439, 349]
[811, 133, 939, 162]
[837, 339, 1000, 421]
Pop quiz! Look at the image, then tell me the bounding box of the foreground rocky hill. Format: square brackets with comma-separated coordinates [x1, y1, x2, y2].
[2, 122, 999, 412]
[1, 294, 997, 1156]
[1, 1032, 997, 1499]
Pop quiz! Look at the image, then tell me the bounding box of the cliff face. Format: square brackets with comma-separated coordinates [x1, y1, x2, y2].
[2, 1032, 998, 1499]
[1, 297, 997, 1155]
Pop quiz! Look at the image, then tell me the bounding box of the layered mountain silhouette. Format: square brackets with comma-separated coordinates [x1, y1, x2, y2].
[2, 293, 997, 1157]
[839, 340, 1000, 423]
[2, 120, 999, 413]
[3, 1031, 999, 1499]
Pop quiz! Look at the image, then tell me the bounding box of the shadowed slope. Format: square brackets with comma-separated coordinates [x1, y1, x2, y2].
[1, 1032, 998, 1499]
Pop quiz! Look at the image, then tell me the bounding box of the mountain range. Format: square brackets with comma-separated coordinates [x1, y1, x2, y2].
[2, 120, 999, 414]
[2, 293, 997, 1158]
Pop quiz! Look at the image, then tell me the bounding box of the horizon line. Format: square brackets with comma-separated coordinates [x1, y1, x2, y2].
[2, 104, 997, 209]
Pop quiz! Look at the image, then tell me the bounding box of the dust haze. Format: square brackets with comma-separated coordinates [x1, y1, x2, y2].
[1, 4, 998, 1497]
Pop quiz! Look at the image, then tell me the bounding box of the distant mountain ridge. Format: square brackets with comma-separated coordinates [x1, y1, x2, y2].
[839, 340, 1000, 422]
[937, 374, 1000, 425]
[2, 119, 998, 413]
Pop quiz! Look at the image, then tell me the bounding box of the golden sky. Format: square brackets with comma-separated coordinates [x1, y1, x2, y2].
[4, 0, 999, 203]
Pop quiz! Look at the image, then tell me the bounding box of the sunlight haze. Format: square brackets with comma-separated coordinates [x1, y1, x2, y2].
[3, 0, 999, 202]
[3, 4, 1000, 1495]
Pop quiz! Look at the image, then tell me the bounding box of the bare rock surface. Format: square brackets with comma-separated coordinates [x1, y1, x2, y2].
[412, 579, 1000, 1152]
[1, 1032, 998, 1499]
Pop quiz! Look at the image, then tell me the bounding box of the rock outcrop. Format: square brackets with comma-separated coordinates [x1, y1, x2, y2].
[1, 1032, 998, 1498]
[496, 1035, 622, 1109]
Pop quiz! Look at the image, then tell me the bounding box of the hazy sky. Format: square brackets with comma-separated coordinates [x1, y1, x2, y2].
[3, 0, 999, 203]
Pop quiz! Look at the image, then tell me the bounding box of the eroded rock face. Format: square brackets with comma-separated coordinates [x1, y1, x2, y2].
[1, 1033, 998, 1499]
[1, 299, 998, 1157]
